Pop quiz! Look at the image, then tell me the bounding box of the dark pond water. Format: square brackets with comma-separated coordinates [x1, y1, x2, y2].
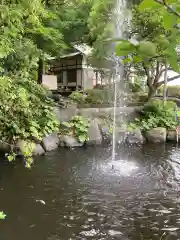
[1, 144, 180, 239]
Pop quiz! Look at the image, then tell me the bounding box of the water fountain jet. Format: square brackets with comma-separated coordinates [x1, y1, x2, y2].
[111, 0, 127, 161]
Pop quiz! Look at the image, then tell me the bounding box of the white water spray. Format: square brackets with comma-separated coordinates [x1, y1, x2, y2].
[112, 0, 128, 161]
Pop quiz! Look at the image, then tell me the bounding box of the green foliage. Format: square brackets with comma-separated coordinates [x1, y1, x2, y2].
[70, 88, 114, 105]
[86, 89, 105, 104]
[60, 0, 93, 44]
[0, 76, 59, 141]
[19, 141, 36, 168]
[85, 88, 114, 104]
[0, 211, 6, 220]
[60, 116, 89, 143]
[129, 79, 143, 92]
[116, 1, 180, 100]
[127, 0, 180, 71]
[0, 76, 59, 167]
[139, 41, 157, 57]
[0, 0, 66, 77]
[88, 0, 115, 59]
[129, 100, 177, 131]
[127, 92, 148, 104]
[116, 7, 180, 67]
[116, 40, 136, 57]
[69, 91, 86, 104]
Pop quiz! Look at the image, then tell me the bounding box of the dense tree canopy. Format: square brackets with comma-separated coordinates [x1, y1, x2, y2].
[117, 0, 180, 100]
[0, 0, 116, 166]
[0, 0, 116, 78]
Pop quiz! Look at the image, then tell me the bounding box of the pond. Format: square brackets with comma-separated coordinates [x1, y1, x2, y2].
[0, 143, 180, 239]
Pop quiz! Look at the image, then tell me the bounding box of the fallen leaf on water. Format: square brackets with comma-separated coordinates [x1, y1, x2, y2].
[0, 211, 6, 220]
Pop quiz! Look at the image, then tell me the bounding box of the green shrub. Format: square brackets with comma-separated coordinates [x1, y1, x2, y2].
[85, 89, 105, 104]
[128, 79, 143, 93]
[0, 76, 59, 167]
[129, 100, 178, 131]
[60, 116, 89, 142]
[143, 99, 176, 115]
[85, 88, 114, 104]
[138, 93, 148, 102]
[127, 92, 147, 103]
[165, 100, 177, 109]
[69, 91, 86, 104]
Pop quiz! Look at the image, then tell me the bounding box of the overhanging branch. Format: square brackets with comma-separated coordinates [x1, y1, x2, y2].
[155, 0, 180, 18]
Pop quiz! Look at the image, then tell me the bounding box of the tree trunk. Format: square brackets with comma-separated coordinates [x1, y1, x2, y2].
[37, 58, 44, 84]
[147, 86, 157, 102]
[163, 62, 168, 103]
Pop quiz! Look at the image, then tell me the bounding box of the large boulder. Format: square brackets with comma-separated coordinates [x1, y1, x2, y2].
[114, 126, 128, 144]
[42, 132, 59, 151]
[15, 140, 28, 156]
[126, 128, 144, 144]
[146, 127, 166, 143]
[167, 129, 179, 142]
[33, 144, 45, 155]
[99, 124, 112, 142]
[96, 118, 112, 143]
[54, 106, 77, 122]
[87, 119, 102, 145]
[59, 135, 83, 147]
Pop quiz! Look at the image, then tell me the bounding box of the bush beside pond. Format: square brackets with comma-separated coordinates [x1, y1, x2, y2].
[3, 95, 180, 164]
[125, 99, 180, 143]
[0, 76, 60, 167]
[128, 99, 178, 132]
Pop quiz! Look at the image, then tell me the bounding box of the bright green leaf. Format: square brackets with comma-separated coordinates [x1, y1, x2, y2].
[163, 12, 177, 29]
[0, 211, 6, 220]
[78, 135, 86, 143]
[166, 45, 179, 71]
[7, 155, 15, 162]
[138, 0, 161, 11]
[116, 40, 136, 57]
[138, 41, 157, 57]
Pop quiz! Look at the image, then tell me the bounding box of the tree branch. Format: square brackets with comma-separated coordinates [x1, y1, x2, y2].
[142, 62, 150, 78]
[142, 62, 153, 87]
[154, 61, 160, 84]
[155, 0, 180, 18]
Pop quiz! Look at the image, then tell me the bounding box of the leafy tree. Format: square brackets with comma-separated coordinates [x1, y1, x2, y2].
[88, 0, 115, 59]
[116, 0, 180, 101]
[0, 0, 66, 83]
[0, 0, 62, 166]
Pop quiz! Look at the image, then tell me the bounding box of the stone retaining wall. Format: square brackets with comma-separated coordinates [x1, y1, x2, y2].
[54, 106, 142, 122]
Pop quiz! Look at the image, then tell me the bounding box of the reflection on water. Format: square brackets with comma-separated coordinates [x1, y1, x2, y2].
[1, 144, 180, 239]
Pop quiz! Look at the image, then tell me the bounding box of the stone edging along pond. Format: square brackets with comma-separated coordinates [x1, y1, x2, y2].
[16, 106, 140, 156]
[1, 106, 178, 157]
